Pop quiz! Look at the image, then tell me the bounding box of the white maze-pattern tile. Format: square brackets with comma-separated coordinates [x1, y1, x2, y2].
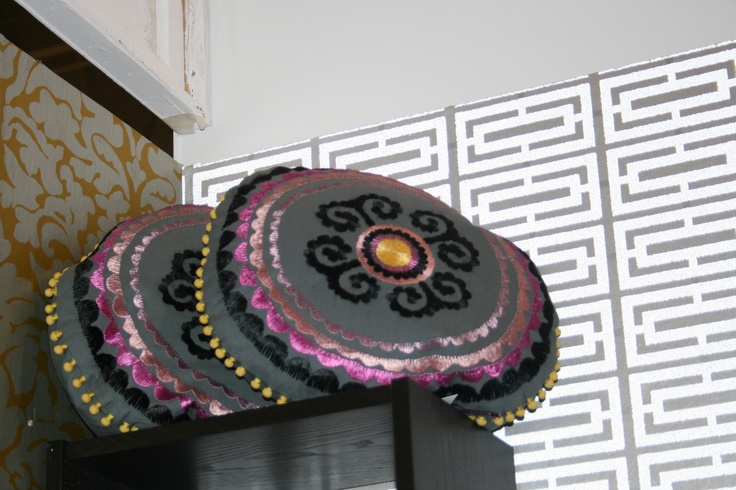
[599, 47, 736, 144]
[629, 359, 736, 447]
[455, 82, 596, 176]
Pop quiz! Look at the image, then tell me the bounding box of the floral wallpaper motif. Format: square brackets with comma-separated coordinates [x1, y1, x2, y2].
[0, 34, 180, 489]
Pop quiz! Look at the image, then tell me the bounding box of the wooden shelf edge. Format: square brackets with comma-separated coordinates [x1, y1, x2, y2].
[48, 379, 516, 490]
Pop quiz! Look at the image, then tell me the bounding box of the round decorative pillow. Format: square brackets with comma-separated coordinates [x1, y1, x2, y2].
[46, 205, 259, 436]
[196, 167, 560, 428]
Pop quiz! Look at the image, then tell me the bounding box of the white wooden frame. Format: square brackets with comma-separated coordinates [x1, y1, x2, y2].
[17, 0, 210, 134]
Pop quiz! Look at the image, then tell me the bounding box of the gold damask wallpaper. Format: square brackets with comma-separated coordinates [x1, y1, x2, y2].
[0, 34, 180, 488]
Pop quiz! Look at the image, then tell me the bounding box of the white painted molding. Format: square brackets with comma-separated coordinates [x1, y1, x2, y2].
[17, 0, 210, 134]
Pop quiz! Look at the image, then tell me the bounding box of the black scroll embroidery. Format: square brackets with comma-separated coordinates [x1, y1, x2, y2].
[305, 194, 480, 318]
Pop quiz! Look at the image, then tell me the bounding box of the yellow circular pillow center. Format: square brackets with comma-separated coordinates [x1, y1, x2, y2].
[375, 239, 412, 267]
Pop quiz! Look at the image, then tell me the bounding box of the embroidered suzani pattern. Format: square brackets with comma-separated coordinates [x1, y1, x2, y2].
[196, 166, 559, 424]
[305, 194, 479, 317]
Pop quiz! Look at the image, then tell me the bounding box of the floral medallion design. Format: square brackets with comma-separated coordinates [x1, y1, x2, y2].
[357, 225, 433, 283]
[305, 194, 479, 318]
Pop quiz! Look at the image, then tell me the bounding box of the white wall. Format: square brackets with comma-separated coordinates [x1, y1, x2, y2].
[175, 0, 736, 165]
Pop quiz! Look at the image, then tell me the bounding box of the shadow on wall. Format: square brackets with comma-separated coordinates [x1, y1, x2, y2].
[0, 34, 180, 489]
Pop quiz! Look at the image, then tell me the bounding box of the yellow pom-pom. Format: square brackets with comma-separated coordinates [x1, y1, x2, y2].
[235, 366, 246, 378]
[195, 290, 204, 301]
[215, 348, 227, 359]
[46, 313, 58, 326]
[276, 395, 287, 405]
[196, 301, 205, 313]
[72, 375, 86, 388]
[526, 398, 538, 411]
[131, 426, 139, 432]
[201, 234, 210, 246]
[81, 392, 94, 404]
[544, 378, 555, 390]
[250, 378, 261, 390]
[44, 287, 56, 298]
[262, 387, 273, 399]
[200, 257, 208, 267]
[195, 267, 203, 279]
[549, 371, 558, 382]
[475, 416, 488, 427]
[63, 358, 77, 372]
[493, 416, 505, 426]
[538, 389, 547, 401]
[48, 277, 58, 288]
[49, 330, 63, 342]
[224, 357, 236, 369]
[101, 414, 114, 427]
[205, 223, 212, 232]
[119, 422, 131, 433]
[504, 412, 515, 423]
[210, 208, 217, 220]
[194, 278, 204, 289]
[53, 344, 68, 355]
[89, 402, 102, 415]
[202, 325, 213, 336]
[199, 313, 209, 325]
[202, 247, 210, 257]
[556, 340, 561, 349]
[45, 303, 57, 314]
[515, 406, 526, 419]
[555, 327, 561, 337]
[209, 337, 220, 349]
[53, 271, 63, 279]
[555, 362, 561, 372]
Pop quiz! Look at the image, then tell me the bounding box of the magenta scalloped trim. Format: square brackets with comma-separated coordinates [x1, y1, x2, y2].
[89, 208, 205, 414]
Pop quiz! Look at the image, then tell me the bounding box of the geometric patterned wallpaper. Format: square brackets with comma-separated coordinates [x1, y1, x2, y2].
[184, 40, 736, 489]
[0, 33, 180, 489]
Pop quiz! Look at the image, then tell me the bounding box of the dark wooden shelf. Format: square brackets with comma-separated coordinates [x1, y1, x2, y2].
[47, 378, 515, 489]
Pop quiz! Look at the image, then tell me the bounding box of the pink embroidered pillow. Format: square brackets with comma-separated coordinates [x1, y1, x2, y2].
[195, 167, 560, 428]
[46, 205, 260, 435]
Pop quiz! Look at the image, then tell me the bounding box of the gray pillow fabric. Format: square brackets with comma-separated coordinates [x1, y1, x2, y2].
[47, 168, 559, 435]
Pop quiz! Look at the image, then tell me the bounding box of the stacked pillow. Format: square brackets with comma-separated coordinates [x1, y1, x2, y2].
[45, 205, 261, 436]
[47, 167, 559, 435]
